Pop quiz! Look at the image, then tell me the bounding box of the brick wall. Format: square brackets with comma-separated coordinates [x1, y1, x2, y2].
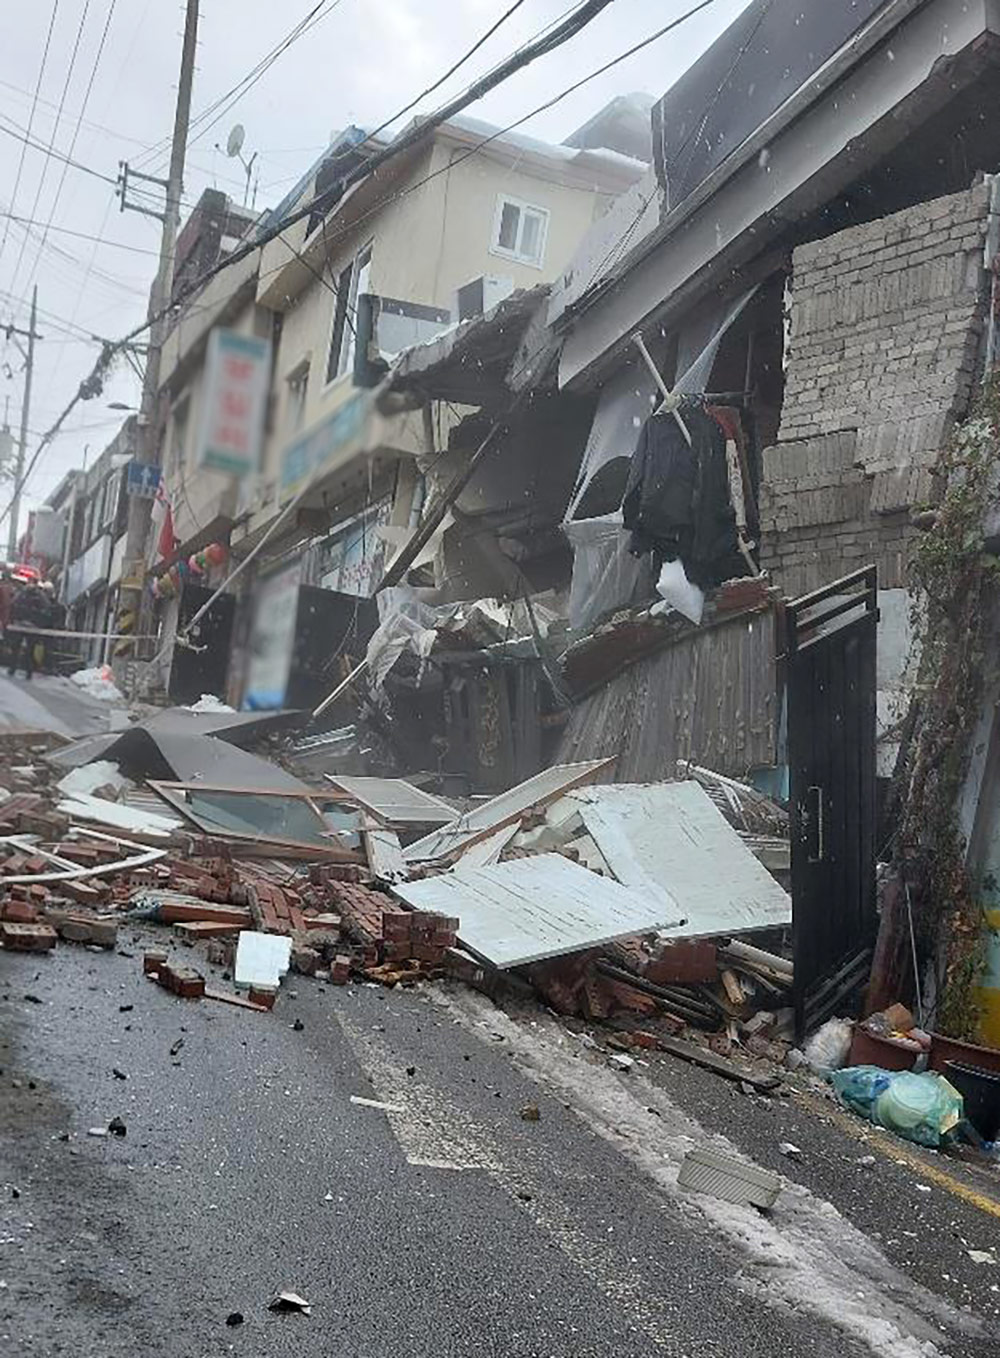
[760, 184, 990, 595]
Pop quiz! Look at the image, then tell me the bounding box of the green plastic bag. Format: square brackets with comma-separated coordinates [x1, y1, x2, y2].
[829, 1065, 963, 1147]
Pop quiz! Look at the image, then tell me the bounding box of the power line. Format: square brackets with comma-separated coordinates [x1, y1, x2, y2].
[7, 0, 94, 297]
[2, 0, 720, 525]
[132, 0, 346, 175]
[18, 0, 120, 306]
[0, 1, 61, 272]
[0, 112, 118, 188]
[0, 211, 160, 256]
[352, 0, 531, 152]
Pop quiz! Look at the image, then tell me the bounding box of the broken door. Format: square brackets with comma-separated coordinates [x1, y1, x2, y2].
[786, 566, 877, 1037]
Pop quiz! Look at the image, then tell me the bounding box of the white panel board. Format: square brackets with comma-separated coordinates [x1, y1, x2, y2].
[403, 759, 615, 863]
[568, 781, 790, 939]
[326, 774, 457, 826]
[393, 853, 683, 969]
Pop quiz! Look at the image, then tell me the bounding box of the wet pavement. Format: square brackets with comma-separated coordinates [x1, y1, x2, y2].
[1, 936, 998, 1357]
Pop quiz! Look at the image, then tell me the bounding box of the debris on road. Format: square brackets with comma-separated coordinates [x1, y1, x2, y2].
[267, 1291, 312, 1315]
[350, 1096, 405, 1113]
[519, 1104, 541, 1121]
[677, 1148, 781, 1209]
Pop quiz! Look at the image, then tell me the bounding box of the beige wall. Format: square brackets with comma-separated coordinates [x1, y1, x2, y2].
[257, 139, 620, 498]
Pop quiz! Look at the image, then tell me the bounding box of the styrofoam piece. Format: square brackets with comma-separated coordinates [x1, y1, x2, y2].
[677, 1147, 781, 1209]
[234, 931, 292, 989]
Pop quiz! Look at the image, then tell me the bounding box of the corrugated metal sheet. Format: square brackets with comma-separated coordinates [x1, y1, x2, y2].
[568, 781, 790, 939]
[402, 759, 615, 863]
[393, 853, 684, 968]
[555, 608, 777, 780]
[325, 775, 457, 826]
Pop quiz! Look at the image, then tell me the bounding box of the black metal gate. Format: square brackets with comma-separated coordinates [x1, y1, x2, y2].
[786, 566, 878, 1037]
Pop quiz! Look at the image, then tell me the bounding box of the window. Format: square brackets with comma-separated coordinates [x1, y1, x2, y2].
[286, 362, 310, 435]
[326, 243, 373, 384]
[490, 196, 549, 268]
[170, 397, 190, 474]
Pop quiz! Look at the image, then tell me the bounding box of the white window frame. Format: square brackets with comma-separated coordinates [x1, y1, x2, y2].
[489, 195, 549, 269]
[325, 242, 373, 387]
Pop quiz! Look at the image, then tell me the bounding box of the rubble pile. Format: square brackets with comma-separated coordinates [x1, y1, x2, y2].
[0, 719, 797, 1058]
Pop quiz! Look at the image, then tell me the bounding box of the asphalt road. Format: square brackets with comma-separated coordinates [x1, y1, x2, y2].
[2, 936, 999, 1358]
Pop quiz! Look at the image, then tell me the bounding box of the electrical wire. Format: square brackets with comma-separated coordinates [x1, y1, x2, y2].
[0, 211, 160, 256]
[18, 0, 120, 306]
[0, 1, 61, 272]
[7, 0, 94, 296]
[1, 0, 721, 526]
[132, 0, 346, 174]
[0, 112, 119, 188]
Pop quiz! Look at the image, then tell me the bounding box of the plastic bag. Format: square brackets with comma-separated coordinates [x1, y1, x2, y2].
[803, 1017, 853, 1073]
[655, 558, 705, 625]
[830, 1066, 963, 1147]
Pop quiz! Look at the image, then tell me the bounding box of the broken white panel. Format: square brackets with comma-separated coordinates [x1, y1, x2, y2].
[234, 931, 292, 989]
[363, 825, 409, 884]
[393, 853, 683, 969]
[456, 823, 520, 867]
[57, 792, 181, 838]
[403, 759, 614, 863]
[326, 774, 457, 826]
[567, 781, 791, 939]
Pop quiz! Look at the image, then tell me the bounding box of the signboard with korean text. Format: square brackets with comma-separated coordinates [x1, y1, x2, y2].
[195, 329, 271, 477]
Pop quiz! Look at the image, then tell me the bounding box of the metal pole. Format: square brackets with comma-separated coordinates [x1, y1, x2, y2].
[118, 0, 199, 663]
[6, 285, 37, 561]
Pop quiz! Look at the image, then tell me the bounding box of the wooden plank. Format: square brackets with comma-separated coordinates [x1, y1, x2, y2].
[656, 1034, 781, 1092]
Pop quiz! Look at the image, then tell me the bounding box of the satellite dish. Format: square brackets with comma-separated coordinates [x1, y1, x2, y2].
[226, 124, 246, 159]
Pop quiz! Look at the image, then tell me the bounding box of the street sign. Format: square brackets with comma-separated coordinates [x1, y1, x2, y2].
[195, 328, 271, 477]
[127, 461, 161, 498]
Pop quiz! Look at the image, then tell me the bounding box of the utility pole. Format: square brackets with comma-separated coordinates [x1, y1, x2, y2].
[5, 285, 40, 562]
[118, 0, 199, 666]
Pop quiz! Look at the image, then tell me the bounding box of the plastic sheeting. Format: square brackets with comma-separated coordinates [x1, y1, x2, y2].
[563, 287, 757, 635]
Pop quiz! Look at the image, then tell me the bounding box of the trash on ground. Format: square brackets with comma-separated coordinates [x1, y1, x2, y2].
[678, 1147, 781, 1209]
[350, 1096, 405, 1113]
[267, 1291, 312, 1315]
[829, 1066, 963, 1148]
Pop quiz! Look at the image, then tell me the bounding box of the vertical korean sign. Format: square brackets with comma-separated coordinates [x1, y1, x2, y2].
[195, 329, 271, 476]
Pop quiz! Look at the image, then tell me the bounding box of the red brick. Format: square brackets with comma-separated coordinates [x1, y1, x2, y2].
[1, 898, 39, 924]
[0, 921, 57, 952]
[158, 900, 251, 928]
[143, 949, 168, 974]
[247, 985, 276, 1009]
[160, 964, 206, 999]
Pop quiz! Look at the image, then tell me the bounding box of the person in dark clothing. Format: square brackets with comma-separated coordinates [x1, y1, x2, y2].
[7, 583, 49, 680]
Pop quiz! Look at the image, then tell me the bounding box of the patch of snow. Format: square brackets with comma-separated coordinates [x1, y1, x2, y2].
[69, 666, 123, 703]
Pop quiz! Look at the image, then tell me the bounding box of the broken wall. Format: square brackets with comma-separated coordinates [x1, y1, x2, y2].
[760, 183, 990, 596]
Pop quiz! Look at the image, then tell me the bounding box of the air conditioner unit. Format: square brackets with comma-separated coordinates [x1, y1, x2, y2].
[456, 274, 514, 322]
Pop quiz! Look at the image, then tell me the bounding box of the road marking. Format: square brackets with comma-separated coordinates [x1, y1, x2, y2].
[335, 1011, 501, 1172]
[437, 987, 986, 1358]
[799, 1091, 1000, 1221]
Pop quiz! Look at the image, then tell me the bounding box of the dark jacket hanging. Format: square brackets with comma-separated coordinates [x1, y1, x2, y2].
[622, 404, 743, 588]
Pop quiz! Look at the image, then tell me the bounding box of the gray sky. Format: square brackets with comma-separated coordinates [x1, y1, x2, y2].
[0, 0, 748, 521]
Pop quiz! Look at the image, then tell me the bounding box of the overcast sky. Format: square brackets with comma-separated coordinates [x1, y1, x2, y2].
[0, 0, 749, 523]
